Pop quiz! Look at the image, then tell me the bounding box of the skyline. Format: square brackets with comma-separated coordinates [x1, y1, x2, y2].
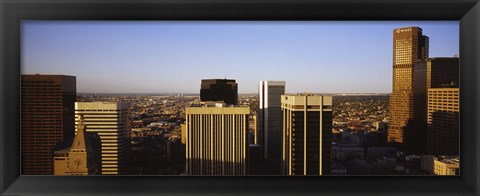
[22, 21, 459, 94]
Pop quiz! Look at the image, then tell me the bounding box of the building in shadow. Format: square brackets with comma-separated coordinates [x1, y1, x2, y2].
[21, 74, 76, 175]
[427, 88, 459, 156]
[258, 81, 285, 175]
[200, 79, 238, 105]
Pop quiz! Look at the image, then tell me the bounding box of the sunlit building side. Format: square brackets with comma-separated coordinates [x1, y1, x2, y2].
[54, 115, 101, 175]
[75, 102, 132, 175]
[388, 27, 429, 143]
[185, 102, 249, 175]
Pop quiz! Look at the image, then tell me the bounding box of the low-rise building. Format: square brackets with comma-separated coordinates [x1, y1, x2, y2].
[433, 156, 459, 175]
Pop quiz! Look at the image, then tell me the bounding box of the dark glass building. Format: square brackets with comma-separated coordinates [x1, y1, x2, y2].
[258, 81, 285, 174]
[200, 79, 238, 105]
[414, 57, 459, 122]
[406, 57, 460, 154]
[281, 94, 332, 175]
[21, 74, 76, 175]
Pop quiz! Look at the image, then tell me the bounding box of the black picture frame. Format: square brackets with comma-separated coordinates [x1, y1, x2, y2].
[1, 0, 479, 195]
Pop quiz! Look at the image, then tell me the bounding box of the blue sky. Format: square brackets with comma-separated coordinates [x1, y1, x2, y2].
[21, 21, 459, 94]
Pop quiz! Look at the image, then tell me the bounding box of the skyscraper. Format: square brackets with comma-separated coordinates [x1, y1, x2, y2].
[185, 102, 249, 175]
[21, 74, 76, 175]
[75, 102, 132, 175]
[200, 79, 238, 105]
[427, 88, 459, 156]
[281, 94, 332, 175]
[413, 57, 459, 124]
[406, 57, 459, 153]
[388, 27, 429, 143]
[258, 81, 285, 174]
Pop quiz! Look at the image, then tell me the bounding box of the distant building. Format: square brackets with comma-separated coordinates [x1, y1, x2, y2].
[366, 147, 399, 161]
[258, 81, 285, 174]
[75, 102, 132, 175]
[281, 94, 332, 175]
[349, 158, 396, 175]
[427, 88, 459, 156]
[54, 115, 101, 175]
[21, 74, 76, 175]
[332, 144, 364, 162]
[373, 121, 382, 131]
[185, 102, 249, 175]
[252, 115, 258, 144]
[200, 79, 238, 105]
[181, 123, 186, 145]
[331, 162, 347, 175]
[388, 27, 429, 143]
[433, 156, 460, 175]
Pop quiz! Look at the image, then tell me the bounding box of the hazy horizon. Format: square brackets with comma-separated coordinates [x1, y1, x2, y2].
[76, 91, 392, 95]
[22, 21, 459, 94]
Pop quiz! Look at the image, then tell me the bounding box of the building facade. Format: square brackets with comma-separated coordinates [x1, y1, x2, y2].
[185, 103, 249, 175]
[75, 102, 132, 175]
[21, 74, 76, 175]
[281, 94, 332, 175]
[408, 57, 459, 153]
[54, 115, 101, 175]
[388, 27, 429, 143]
[433, 156, 460, 175]
[258, 81, 285, 174]
[200, 79, 238, 105]
[427, 88, 459, 156]
[413, 58, 459, 124]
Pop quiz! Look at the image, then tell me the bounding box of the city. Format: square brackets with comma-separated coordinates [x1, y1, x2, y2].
[20, 23, 460, 176]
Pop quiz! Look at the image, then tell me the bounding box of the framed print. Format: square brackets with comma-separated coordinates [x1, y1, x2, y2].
[1, 0, 479, 195]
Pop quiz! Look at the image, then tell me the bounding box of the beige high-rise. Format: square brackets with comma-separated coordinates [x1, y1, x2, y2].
[185, 102, 249, 175]
[75, 102, 131, 175]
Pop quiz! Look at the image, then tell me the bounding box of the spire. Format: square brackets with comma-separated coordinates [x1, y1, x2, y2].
[71, 115, 87, 150]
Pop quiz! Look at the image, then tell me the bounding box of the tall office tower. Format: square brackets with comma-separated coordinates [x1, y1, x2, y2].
[427, 88, 459, 156]
[75, 102, 132, 175]
[53, 115, 101, 175]
[408, 57, 459, 153]
[281, 94, 332, 175]
[185, 102, 249, 175]
[388, 27, 429, 143]
[200, 79, 238, 105]
[21, 74, 76, 175]
[258, 81, 285, 174]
